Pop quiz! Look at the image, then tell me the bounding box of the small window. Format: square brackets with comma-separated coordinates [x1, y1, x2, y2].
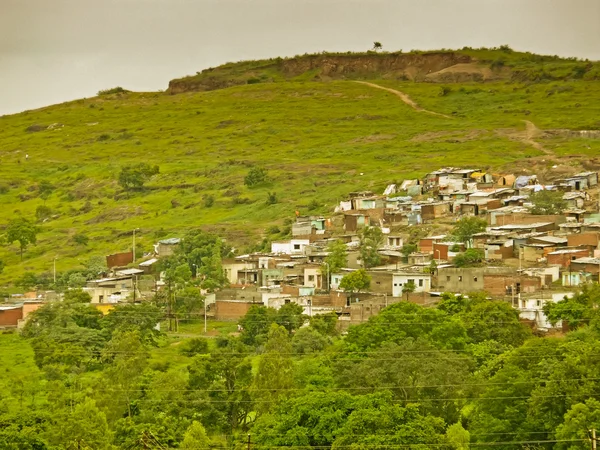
[536, 300, 541, 307]
[458, 276, 463, 282]
[285, 299, 291, 304]
[474, 277, 478, 282]
[418, 279, 423, 287]
[294, 244, 301, 250]
[376, 281, 381, 285]
[308, 275, 315, 281]
[446, 276, 451, 282]
[394, 283, 398, 287]
[408, 279, 415, 284]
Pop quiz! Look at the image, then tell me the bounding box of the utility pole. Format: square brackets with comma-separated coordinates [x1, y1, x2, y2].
[591, 429, 597, 450]
[132, 228, 140, 262]
[247, 434, 251, 450]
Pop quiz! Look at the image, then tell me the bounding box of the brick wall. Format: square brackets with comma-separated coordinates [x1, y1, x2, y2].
[567, 233, 600, 248]
[0, 307, 23, 327]
[547, 249, 590, 268]
[215, 301, 263, 321]
[106, 252, 133, 269]
[483, 275, 541, 296]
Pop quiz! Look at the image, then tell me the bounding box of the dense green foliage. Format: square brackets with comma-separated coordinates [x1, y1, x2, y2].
[5, 285, 600, 448]
[530, 189, 568, 215]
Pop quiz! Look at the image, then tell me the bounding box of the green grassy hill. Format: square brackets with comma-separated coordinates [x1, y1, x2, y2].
[1, 48, 599, 284]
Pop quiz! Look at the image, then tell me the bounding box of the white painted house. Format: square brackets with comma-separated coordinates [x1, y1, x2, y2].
[392, 273, 432, 298]
[517, 292, 574, 330]
[271, 239, 310, 255]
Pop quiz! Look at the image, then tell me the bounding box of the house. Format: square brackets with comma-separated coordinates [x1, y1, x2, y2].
[223, 257, 259, 285]
[514, 175, 539, 189]
[84, 276, 134, 303]
[419, 235, 447, 253]
[563, 192, 588, 209]
[569, 257, 600, 281]
[139, 258, 159, 275]
[423, 168, 480, 192]
[385, 235, 403, 249]
[343, 213, 370, 232]
[421, 202, 451, 221]
[0, 305, 23, 328]
[271, 239, 310, 255]
[546, 248, 591, 268]
[517, 293, 574, 331]
[303, 265, 323, 289]
[495, 174, 516, 188]
[563, 174, 590, 191]
[393, 272, 431, 297]
[567, 232, 600, 250]
[156, 238, 181, 258]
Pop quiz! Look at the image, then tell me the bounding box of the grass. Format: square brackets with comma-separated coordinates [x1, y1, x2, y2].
[0, 331, 46, 412]
[0, 53, 599, 285]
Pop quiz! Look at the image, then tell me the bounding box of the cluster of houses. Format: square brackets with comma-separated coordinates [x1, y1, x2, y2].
[2, 167, 600, 332]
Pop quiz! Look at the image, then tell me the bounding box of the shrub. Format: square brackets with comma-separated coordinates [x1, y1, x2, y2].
[0, 184, 8, 194]
[454, 249, 484, 268]
[97, 134, 111, 142]
[118, 163, 160, 190]
[308, 199, 320, 211]
[97, 87, 128, 95]
[266, 192, 278, 205]
[203, 194, 215, 208]
[244, 167, 268, 187]
[35, 205, 52, 221]
[73, 234, 89, 246]
[438, 86, 452, 97]
[180, 338, 209, 357]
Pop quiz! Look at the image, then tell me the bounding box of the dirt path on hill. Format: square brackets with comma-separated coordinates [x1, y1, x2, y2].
[353, 81, 452, 119]
[523, 120, 551, 154]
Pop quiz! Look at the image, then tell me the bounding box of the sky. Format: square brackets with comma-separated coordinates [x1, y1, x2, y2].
[1, 0, 599, 116]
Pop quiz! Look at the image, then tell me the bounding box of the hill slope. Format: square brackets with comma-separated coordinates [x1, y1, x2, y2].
[1, 50, 600, 283]
[168, 48, 600, 93]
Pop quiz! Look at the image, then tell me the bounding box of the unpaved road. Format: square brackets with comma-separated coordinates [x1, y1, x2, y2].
[353, 81, 452, 119]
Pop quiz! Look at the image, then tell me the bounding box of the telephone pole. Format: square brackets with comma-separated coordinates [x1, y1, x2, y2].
[591, 429, 597, 450]
[247, 434, 251, 450]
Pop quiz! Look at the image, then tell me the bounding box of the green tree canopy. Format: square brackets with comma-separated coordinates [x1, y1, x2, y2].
[449, 216, 487, 246]
[359, 226, 384, 268]
[4, 217, 39, 260]
[118, 163, 159, 190]
[529, 189, 567, 215]
[339, 269, 371, 294]
[453, 248, 485, 267]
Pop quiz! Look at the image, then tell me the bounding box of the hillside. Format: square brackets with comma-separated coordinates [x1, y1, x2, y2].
[169, 47, 600, 93]
[1, 48, 600, 284]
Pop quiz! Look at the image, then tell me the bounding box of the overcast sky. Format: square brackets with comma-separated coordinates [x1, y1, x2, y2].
[1, 0, 599, 116]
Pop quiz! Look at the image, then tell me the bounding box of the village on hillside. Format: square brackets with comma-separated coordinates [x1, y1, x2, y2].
[3, 167, 600, 333]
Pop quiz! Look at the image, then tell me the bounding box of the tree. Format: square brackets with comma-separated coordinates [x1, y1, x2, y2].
[339, 269, 371, 295]
[239, 305, 278, 345]
[373, 41, 383, 51]
[446, 422, 470, 450]
[4, 218, 39, 260]
[118, 163, 159, 190]
[252, 324, 295, 415]
[400, 243, 418, 262]
[462, 300, 531, 346]
[449, 217, 487, 247]
[358, 226, 384, 268]
[555, 399, 600, 450]
[63, 289, 92, 304]
[181, 421, 210, 449]
[402, 280, 416, 300]
[275, 302, 306, 334]
[199, 238, 228, 291]
[543, 284, 600, 330]
[38, 180, 54, 204]
[453, 248, 485, 267]
[46, 399, 112, 449]
[101, 331, 148, 419]
[529, 189, 567, 215]
[244, 167, 268, 187]
[321, 240, 348, 288]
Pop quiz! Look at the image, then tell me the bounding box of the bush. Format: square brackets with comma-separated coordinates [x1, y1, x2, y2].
[35, 205, 52, 221]
[308, 199, 320, 211]
[454, 249, 484, 268]
[266, 192, 278, 205]
[203, 194, 215, 208]
[0, 184, 9, 194]
[73, 234, 89, 246]
[244, 167, 268, 187]
[118, 163, 160, 190]
[180, 338, 210, 357]
[97, 87, 128, 95]
[438, 86, 452, 97]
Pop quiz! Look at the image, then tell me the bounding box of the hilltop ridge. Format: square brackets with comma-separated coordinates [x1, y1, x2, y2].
[168, 47, 600, 94]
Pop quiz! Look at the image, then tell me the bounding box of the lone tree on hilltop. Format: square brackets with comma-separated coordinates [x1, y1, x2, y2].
[373, 42, 383, 51]
[4, 218, 40, 260]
